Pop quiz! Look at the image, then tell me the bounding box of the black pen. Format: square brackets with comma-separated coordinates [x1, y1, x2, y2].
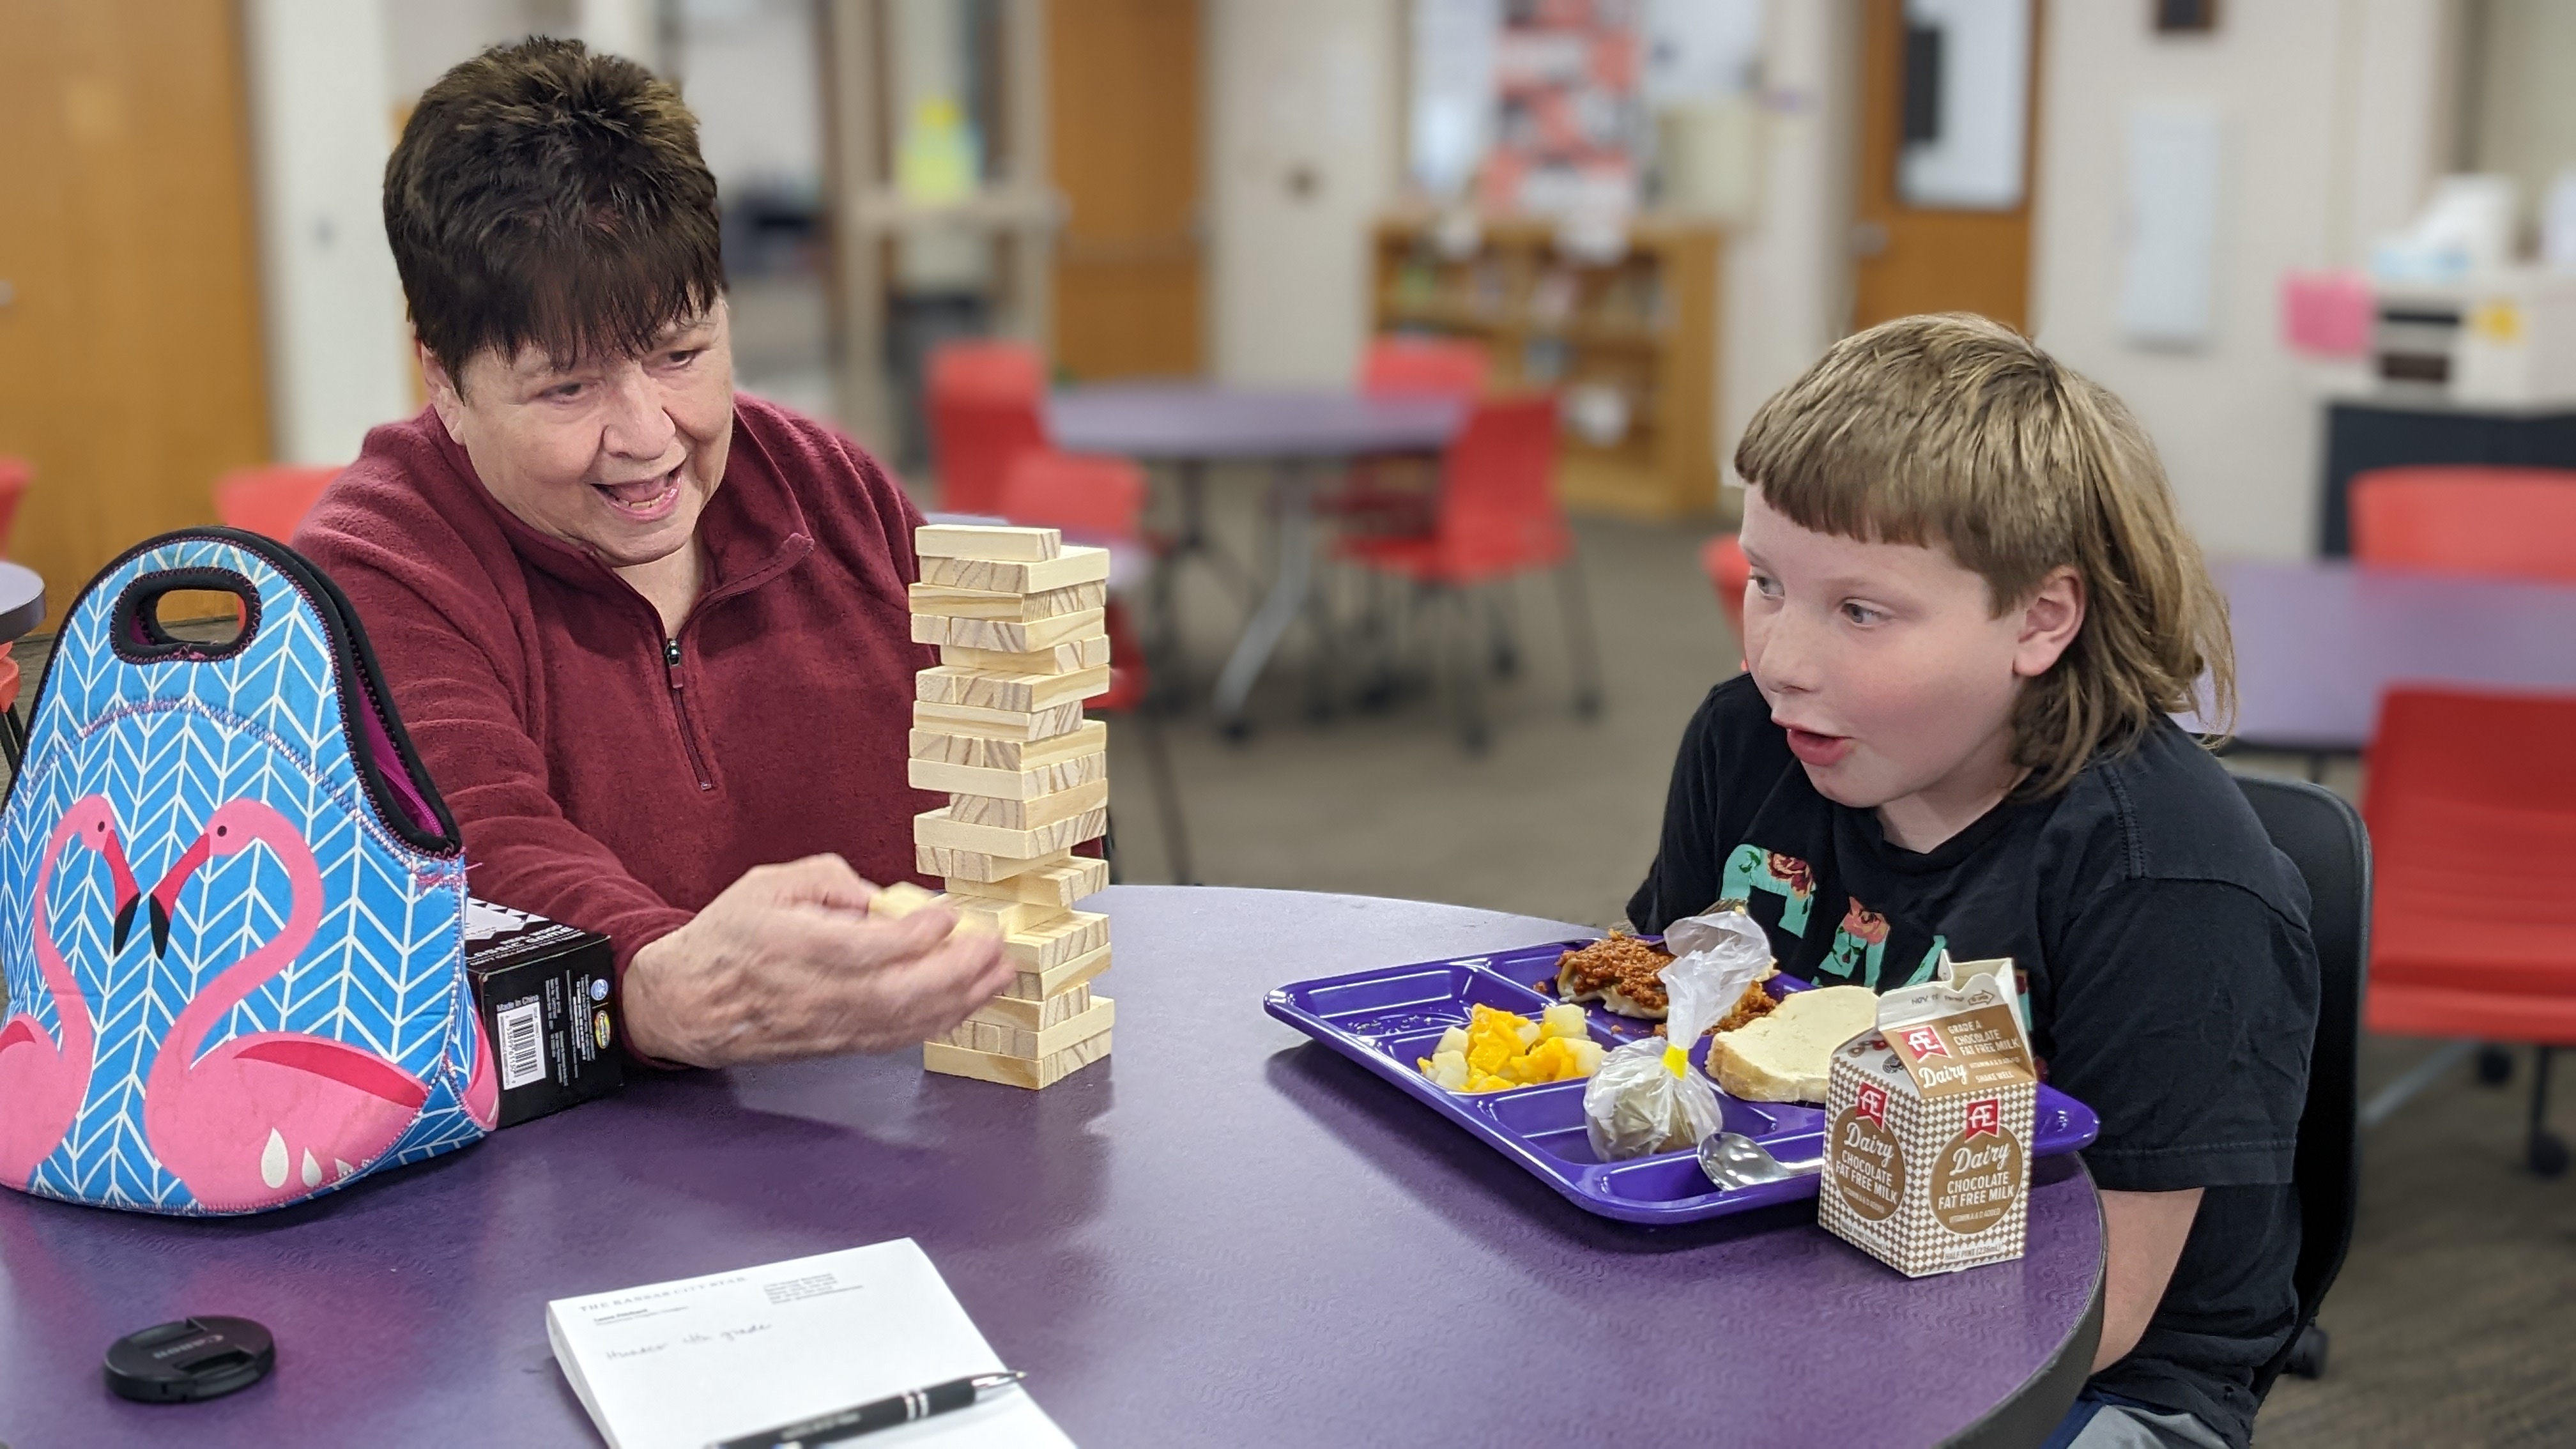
[709, 1371, 1026, 1449]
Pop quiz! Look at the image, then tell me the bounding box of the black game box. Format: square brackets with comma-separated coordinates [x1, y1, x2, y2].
[466, 898, 624, 1127]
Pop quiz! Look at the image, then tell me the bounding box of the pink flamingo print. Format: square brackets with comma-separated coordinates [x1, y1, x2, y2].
[0, 796, 139, 1190]
[142, 799, 441, 1211]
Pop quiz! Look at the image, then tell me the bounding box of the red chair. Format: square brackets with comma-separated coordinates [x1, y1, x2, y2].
[2362, 687, 2576, 1175]
[2349, 467, 2576, 585]
[214, 464, 340, 542]
[1335, 394, 1602, 751]
[1699, 532, 1750, 642]
[1359, 335, 1489, 396]
[0, 456, 31, 556]
[996, 450, 1196, 884]
[1322, 336, 1492, 539]
[926, 341, 1050, 516]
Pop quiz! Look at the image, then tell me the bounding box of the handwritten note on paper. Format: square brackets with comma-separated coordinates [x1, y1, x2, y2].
[547, 1239, 1073, 1449]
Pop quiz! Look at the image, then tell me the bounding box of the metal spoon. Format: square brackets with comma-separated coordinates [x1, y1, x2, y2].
[1696, 1130, 1823, 1190]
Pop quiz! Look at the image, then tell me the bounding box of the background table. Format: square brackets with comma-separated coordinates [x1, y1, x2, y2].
[1050, 386, 1464, 732]
[0, 887, 2103, 1448]
[2189, 560, 2576, 755]
[0, 560, 45, 645]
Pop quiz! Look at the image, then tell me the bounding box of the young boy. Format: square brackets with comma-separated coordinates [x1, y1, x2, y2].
[1629, 316, 2318, 1449]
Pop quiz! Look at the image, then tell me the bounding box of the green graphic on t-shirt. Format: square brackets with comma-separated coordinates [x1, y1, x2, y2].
[1820, 898, 1892, 986]
[1900, 935, 1949, 988]
[1721, 844, 1814, 936]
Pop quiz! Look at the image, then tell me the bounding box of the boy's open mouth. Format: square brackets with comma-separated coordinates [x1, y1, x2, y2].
[1782, 724, 1854, 767]
[594, 466, 684, 521]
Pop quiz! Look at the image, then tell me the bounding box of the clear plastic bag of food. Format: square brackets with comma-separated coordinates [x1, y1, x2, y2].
[1581, 909, 1775, 1160]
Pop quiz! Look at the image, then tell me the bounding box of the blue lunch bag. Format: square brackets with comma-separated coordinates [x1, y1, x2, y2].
[0, 526, 494, 1215]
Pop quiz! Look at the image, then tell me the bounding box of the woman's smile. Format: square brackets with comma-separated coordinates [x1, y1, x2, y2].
[595, 466, 685, 522]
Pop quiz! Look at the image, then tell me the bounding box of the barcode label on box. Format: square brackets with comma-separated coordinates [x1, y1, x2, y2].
[498, 999, 546, 1090]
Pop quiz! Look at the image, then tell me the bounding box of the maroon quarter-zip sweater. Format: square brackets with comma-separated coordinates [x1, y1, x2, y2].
[296, 396, 940, 981]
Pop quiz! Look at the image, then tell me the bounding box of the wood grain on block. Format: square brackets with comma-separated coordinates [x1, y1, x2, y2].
[914, 804, 1108, 860]
[1007, 940, 1110, 999]
[921, 546, 1110, 594]
[908, 718, 1105, 770]
[914, 841, 1074, 884]
[946, 855, 1110, 908]
[948, 776, 1110, 831]
[942, 894, 1065, 939]
[908, 579, 1106, 622]
[912, 698, 1087, 742]
[922, 1029, 1111, 1090]
[916, 664, 1111, 713]
[937, 996, 1114, 1060]
[940, 634, 1113, 676]
[1002, 909, 1109, 970]
[967, 982, 1092, 1032]
[911, 607, 1103, 653]
[908, 748, 1105, 802]
[914, 524, 1060, 560]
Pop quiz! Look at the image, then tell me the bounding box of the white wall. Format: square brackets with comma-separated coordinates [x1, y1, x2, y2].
[1716, 0, 1859, 488]
[2028, 0, 2459, 560]
[1207, 0, 1404, 385]
[244, 0, 417, 464]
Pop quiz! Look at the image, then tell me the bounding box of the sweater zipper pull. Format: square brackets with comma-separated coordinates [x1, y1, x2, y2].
[662, 636, 714, 792]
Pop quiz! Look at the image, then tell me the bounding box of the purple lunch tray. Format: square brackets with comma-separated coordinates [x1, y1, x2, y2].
[1265, 939, 2102, 1226]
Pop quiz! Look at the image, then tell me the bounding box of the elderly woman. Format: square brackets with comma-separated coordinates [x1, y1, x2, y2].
[299, 39, 1009, 1066]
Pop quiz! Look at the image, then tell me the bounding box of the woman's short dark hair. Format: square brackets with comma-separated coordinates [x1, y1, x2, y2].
[385, 38, 723, 383]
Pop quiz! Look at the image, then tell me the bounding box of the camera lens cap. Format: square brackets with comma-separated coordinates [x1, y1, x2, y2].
[103, 1316, 274, 1403]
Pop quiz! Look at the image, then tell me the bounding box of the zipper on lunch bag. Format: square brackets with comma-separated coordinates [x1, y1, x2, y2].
[662, 636, 716, 792]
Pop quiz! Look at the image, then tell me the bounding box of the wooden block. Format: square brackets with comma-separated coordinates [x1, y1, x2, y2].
[915, 805, 1108, 860]
[908, 580, 1107, 622]
[942, 894, 1065, 938]
[966, 982, 1092, 1032]
[1002, 909, 1108, 970]
[1006, 940, 1111, 999]
[923, 1029, 1112, 1090]
[916, 664, 1111, 714]
[911, 608, 1104, 654]
[948, 776, 1110, 831]
[940, 635, 1114, 676]
[921, 546, 1110, 594]
[937, 996, 1114, 1059]
[912, 699, 1087, 742]
[916, 843, 1075, 884]
[915, 524, 1060, 561]
[944, 856, 1110, 909]
[908, 748, 1106, 802]
[909, 719, 1105, 771]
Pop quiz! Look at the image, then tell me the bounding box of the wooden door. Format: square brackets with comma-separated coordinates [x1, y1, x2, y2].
[1851, 0, 2041, 332]
[1047, 0, 1202, 380]
[0, 0, 269, 625]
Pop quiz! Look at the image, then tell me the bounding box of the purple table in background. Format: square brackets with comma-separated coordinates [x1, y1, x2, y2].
[2186, 560, 2576, 754]
[0, 887, 2103, 1448]
[1049, 386, 1464, 733]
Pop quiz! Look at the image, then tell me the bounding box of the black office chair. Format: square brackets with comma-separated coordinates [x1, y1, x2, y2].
[2235, 775, 2371, 1395]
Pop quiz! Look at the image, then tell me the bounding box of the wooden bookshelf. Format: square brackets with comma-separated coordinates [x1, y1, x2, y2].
[1368, 211, 1724, 519]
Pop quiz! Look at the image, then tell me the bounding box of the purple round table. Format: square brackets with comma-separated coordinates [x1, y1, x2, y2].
[2184, 560, 2576, 753]
[1048, 386, 1467, 732]
[0, 887, 2103, 1447]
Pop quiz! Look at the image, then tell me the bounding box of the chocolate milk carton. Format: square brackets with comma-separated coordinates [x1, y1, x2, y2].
[1819, 955, 2038, 1277]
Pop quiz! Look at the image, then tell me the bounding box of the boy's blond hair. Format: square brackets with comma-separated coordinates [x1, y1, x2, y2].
[1735, 313, 2234, 797]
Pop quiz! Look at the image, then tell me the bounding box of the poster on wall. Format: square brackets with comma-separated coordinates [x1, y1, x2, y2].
[1481, 0, 1644, 216]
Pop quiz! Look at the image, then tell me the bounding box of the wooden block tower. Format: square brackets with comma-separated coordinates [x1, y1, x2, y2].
[908, 524, 1116, 1089]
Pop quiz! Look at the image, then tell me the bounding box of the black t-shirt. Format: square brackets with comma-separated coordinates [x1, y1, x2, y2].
[1628, 675, 2319, 1449]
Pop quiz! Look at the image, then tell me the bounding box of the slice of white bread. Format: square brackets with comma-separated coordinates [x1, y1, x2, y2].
[1703, 986, 1880, 1103]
